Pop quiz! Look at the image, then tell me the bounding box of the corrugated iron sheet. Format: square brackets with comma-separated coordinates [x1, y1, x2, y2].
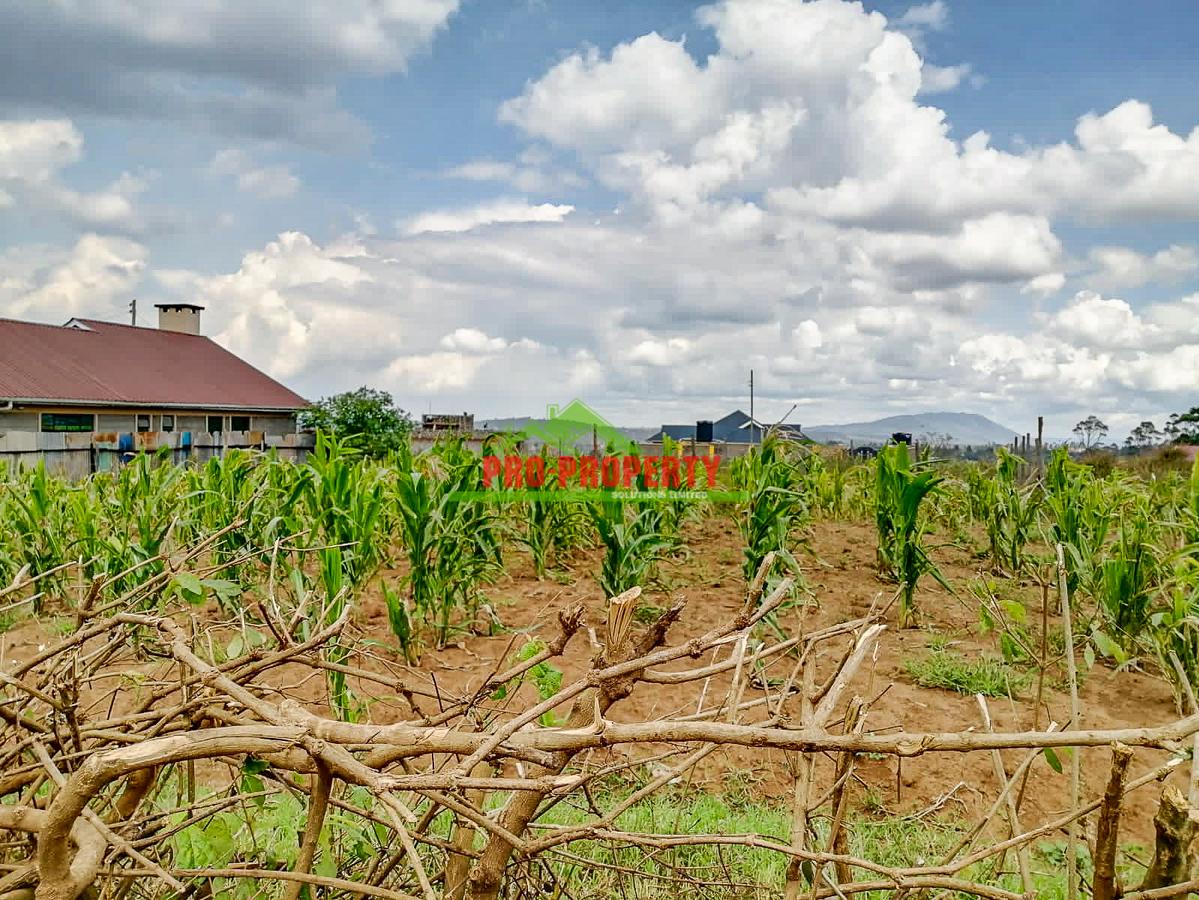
[0, 318, 307, 410]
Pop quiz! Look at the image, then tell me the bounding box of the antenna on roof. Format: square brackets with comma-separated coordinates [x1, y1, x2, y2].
[128, 298, 136, 326]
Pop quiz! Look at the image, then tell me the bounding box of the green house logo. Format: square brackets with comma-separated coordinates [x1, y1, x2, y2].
[522, 399, 637, 452]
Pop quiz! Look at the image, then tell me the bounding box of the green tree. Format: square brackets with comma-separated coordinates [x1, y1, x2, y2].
[299, 387, 412, 457]
[1166, 407, 1199, 444]
[1072, 415, 1109, 450]
[1127, 420, 1164, 450]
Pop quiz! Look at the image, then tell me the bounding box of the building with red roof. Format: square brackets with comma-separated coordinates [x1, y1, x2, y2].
[0, 304, 307, 440]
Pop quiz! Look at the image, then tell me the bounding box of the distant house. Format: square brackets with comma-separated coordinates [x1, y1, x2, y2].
[0, 304, 307, 439]
[421, 413, 475, 433]
[523, 399, 636, 452]
[648, 410, 808, 444]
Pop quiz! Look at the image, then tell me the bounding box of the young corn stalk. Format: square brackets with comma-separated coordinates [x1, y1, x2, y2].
[589, 495, 673, 598]
[874, 442, 949, 628]
[392, 439, 502, 648]
[382, 581, 421, 664]
[731, 435, 807, 586]
[984, 448, 1043, 576]
[1151, 455, 1199, 709]
[1045, 447, 1112, 597]
[514, 451, 589, 577]
[1079, 500, 1164, 660]
[6, 464, 72, 604]
[300, 433, 387, 717]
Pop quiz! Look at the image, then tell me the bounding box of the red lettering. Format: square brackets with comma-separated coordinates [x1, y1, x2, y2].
[482, 455, 501, 488]
[556, 455, 578, 488]
[503, 455, 524, 489]
[621, 455, 641, 488]
[683, 455, 700, 487]
[701, 455, 721, 488]
[601, 455, 620, 487]
[525, 456, 545, 488]
[642, 456, 659, 488]
[661, 456, 681, 489]
[579, 456, 599, 488]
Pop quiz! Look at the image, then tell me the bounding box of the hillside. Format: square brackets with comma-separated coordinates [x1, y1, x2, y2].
[481, 411, 1017, 448]
[803, 411, 1018, 447]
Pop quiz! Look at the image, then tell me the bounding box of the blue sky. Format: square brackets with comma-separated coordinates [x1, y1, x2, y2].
[1, 0, 1197, 438]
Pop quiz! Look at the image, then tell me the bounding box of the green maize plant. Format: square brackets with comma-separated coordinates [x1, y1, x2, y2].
[382, 580, 421, 664]
[64, 480, 110, 589]
[516, 479, 591, 576]
[1045, 447, 1112, 597]
[795, 448, 850, 520]
[963, 464, 993, 528]
[512, 449, 587, 577]
[652, 437, 703, 537]
[983, 448, 1043, 575]
[925, 474, 972, 544]
[98, 450, 188, 600]
[1081, 502, 1164, 653]
[391, 464, 443, 636]
[517, 486, 555, 578]
[841, 461, 874, 520]
[874, 442, 950, 628]
[550, 496, 594, 562]
[427, 437, 504, 635]
[1155, 458, 1199, 709]
[1151, 564, 1199, 713]
[1187, 454, 1199, 545]
[301, 433, 386, 594]
[731, 435, 807, 586]
[6, 463, 73, 602]
[590, 495, 674, 598]
[391, 439, 502, 647]
[315, 544, 359, 721]
[183, 450, 284, 595]
[300, 434, 387, 713]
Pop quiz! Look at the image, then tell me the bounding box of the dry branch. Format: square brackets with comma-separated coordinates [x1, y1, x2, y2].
[3, 548, 1198, 900]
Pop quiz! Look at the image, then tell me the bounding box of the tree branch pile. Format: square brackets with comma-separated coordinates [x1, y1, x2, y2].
[1, 553, 1197, 899]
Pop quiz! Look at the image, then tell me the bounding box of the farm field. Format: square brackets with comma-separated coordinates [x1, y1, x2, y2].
[0, 437, 1197, 899]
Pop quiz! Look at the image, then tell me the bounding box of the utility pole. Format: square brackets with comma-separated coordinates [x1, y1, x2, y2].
[1036, 416, 1044, 475]
[128, 298, 136, 326]
[749, 369, 755, 444]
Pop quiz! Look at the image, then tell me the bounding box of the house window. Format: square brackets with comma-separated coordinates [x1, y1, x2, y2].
[207, 416, 224, 433]
[230, 415, 250, 432]
[40, 413, 95, 433]
[161, 415, 174, 433]
[136, 414, 151, 433]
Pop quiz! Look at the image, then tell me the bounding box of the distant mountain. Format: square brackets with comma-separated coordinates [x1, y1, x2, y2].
[803, 412, 1018, 447]
[481, 411, 1016, 448]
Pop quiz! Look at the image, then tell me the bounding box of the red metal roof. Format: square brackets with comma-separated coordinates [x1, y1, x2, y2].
[0, 317, 307, 411]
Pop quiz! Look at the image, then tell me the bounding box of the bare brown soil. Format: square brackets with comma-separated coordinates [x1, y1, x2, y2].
[357, 515, 1185, 847]
[0, 514, 1184, 849]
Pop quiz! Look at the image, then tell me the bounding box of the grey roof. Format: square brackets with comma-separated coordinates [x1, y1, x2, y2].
[649, 409, 809, 443]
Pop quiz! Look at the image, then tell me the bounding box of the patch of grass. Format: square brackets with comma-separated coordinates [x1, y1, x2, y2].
[859, 786, 887, 815]
[903, 648, 1031, 697]
[427, 775, 1138, 899]
[523, 779, 793, 897]
[923, 628, 955, 652]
